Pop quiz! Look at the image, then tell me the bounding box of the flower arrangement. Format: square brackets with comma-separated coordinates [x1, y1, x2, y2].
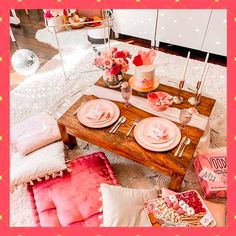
[43, 9, 68, 19]
[94, 47, 131, 75]
[93, 47, 131, 88]
[132, 49, 157, 66]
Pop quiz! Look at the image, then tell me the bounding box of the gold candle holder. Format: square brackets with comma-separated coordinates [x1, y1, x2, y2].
[188, 81, 202, 106]
[173, 80, 185, 104]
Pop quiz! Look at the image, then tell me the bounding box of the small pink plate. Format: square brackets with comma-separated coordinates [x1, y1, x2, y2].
[134, 117, 181, 152]
[77, 99, 120, 128]
[148, 92, 173, 112]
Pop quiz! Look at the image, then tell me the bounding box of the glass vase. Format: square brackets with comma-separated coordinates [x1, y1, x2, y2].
[103, 70, 124, 88]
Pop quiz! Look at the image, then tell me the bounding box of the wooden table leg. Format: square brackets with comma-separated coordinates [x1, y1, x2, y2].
[169, 172, 185, 192]
[58, 123, 77, 149]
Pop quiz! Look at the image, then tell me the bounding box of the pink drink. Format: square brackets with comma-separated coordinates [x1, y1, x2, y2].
[121, 82, 132, 107]
[179, 109, 192, 129]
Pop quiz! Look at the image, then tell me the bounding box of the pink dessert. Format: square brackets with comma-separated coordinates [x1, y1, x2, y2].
[148, 91, 173, 111]
[175, 191, 206, 214]
[133, 65, 155, 90]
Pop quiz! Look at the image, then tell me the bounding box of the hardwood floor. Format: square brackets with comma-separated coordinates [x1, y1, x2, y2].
[10, 10, 226, 90]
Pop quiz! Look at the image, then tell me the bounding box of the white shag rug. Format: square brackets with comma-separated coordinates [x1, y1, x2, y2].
[10, 28, 227, 226]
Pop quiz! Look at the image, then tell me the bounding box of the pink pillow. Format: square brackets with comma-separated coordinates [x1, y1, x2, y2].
[11, 112, 61, 155]
[161, 188, 226, 227]
[27, 152, 119, 227]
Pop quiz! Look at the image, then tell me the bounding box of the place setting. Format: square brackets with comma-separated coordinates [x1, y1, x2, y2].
[74, 95, 184, 154]
[74, 94, 192, 157]
[134, 117, 181, 152]
[76, 98, 120, 129]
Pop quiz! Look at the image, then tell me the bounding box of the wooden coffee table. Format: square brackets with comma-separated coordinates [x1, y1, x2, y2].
[57, 74, 215, 191]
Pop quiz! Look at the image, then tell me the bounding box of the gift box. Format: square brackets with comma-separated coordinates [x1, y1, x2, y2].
[194, 147, 227, 199]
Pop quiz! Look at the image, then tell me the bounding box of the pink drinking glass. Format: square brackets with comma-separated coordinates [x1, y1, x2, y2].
[121, 82, 132, 107]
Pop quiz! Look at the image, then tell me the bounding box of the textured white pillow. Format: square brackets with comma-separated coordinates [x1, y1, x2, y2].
[10, 141, 68, 189]
[100, 183, 158, 227]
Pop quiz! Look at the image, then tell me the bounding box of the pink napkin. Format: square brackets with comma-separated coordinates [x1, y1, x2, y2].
[85, 105, 113, 121]
[146, 124, 168, 141]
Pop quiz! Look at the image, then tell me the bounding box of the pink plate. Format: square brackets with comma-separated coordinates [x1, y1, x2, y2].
[77, 99, 120, 128]
[134, 117, 181, 152]
[143, 120, 175, 144]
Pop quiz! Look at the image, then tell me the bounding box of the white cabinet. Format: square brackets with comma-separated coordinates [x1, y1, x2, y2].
[113, 9, 226, 56]
[113, 10, 158, 43]
[202, 10, 227, 56]
[155, 10, 212, 51]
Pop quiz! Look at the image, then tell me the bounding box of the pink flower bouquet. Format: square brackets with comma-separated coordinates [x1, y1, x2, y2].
[93, 47, 131, 75]
[93, 47, 131, 87]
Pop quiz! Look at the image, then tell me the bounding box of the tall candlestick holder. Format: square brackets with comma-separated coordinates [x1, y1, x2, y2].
[173, 80, 185, 104]
[188, 81, 202, 105]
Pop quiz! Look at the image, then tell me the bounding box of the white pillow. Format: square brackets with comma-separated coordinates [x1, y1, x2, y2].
[100, 183, 158, 227]
[10, 142, 68, 189]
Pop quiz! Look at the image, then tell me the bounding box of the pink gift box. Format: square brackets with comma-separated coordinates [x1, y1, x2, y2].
[194, 148, 227, 199]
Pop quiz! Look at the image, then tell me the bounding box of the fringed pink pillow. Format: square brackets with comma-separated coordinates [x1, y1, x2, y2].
[27, 152, 119, 227]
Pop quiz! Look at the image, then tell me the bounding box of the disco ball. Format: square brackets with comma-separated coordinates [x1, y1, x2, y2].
[11, 49, 39, 76]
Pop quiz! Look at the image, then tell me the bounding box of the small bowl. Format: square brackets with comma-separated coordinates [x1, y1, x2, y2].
[148, 91, 173, 112]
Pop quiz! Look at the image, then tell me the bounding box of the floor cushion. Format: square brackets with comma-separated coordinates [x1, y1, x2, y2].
[11, 141, 68, 190]
[100, 183, 158, 227]
[27, 152, 119, 227]
[11, 112, 61, 155]
[161, 187, 226, 227]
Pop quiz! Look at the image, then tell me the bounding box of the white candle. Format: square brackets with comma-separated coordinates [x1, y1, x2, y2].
[199, 64, 209, 94]
[199, 52, 209, 82]
[181, 51, 191, 81]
